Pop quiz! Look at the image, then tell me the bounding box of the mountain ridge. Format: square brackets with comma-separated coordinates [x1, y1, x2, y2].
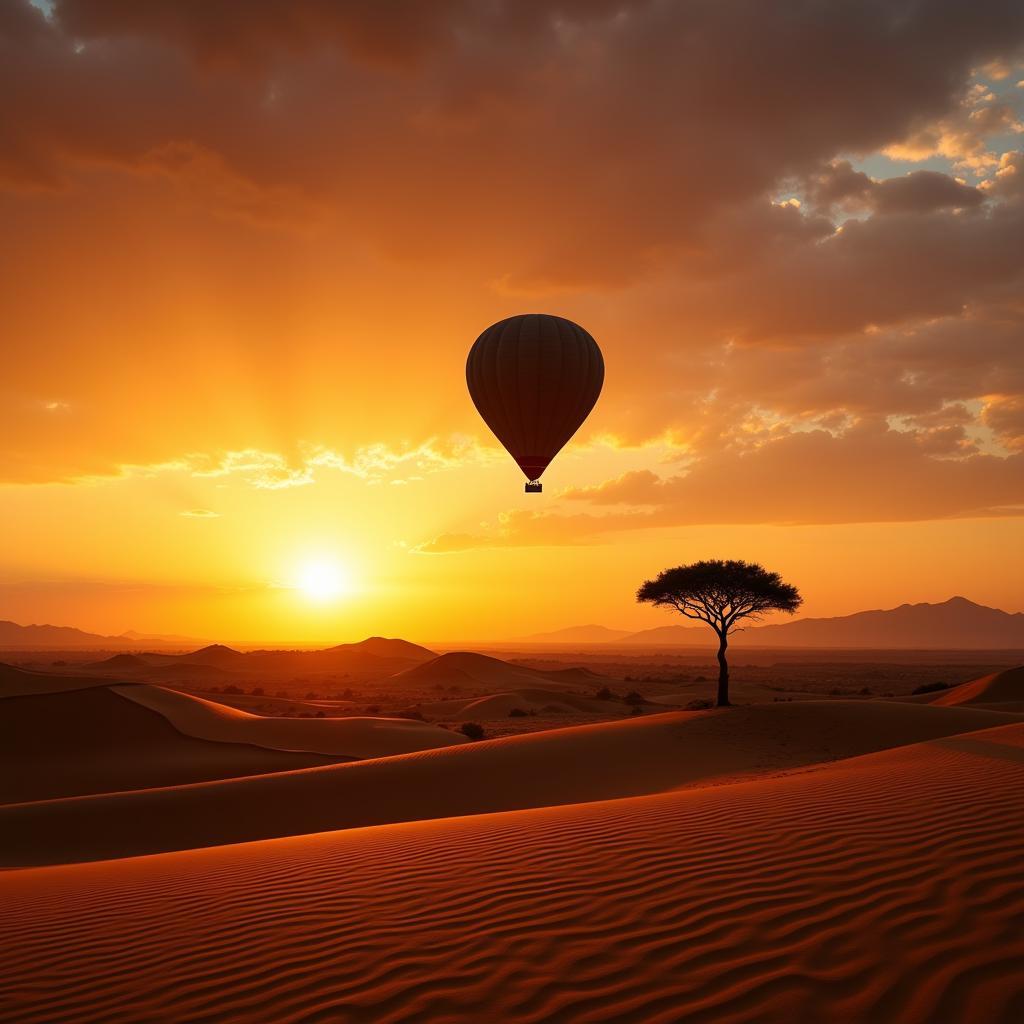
[543, 597, 1024, 650]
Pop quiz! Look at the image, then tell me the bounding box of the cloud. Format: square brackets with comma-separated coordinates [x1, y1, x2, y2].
[983, 395, 1024, 450]
[4, 1, 1024, 281]
[882, 79, 1024, 171]
[1, 0, 1023, 503]
[567, 423, 1024, 523]
[810, 163, 985, 214]
[138, 141, 328, 230]
[184, 449, 315, 489]
[420, 423, 1024, 550]
[179, 508, 220, 518]
[64, 438, 498, 491]
[983, 149, 1024, 198]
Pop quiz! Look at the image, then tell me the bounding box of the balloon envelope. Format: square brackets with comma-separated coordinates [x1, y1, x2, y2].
[466, 314, 604, 485]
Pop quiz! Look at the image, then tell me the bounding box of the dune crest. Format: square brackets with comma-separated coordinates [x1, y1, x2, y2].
[113, 684, 467, 758]
[3, 698, 1019, 867]
[930, 666, 1024, 709]
[0, 686, 343, 805]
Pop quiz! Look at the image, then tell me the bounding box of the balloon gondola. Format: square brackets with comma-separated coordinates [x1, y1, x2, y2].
[466, 314, 604, 492]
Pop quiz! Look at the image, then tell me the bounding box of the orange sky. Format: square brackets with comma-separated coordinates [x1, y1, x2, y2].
[2, 1, 1023, 641]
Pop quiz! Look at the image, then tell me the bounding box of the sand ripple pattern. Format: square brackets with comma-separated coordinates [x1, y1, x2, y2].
[3, 728, 1024, 1024]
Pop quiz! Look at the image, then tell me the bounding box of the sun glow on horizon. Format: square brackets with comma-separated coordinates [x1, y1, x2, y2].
[294, 560, 352, 602]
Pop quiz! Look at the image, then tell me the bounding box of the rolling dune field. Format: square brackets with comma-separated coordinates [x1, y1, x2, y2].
[2, 722, 1023, 1023]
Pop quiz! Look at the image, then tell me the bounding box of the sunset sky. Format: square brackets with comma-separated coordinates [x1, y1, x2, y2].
[2, 0, 1024, 642]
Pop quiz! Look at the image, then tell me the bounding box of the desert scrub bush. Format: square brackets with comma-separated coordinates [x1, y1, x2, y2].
[912, 681, 950, 695]
[459, 722, 486, 740]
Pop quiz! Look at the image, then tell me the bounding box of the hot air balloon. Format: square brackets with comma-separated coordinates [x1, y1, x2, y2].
[466, 314, 604, 493]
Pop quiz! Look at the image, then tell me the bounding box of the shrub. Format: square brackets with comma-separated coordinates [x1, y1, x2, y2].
[623, 690, 646, 706]
[912, 681, 951, 695]
[315, 710, 325, 718]
[460, 722, 486, 740]
[686, 698, 714, 710]
[595, 686, 614, 700]
[251, 687, 265, 697]
[508, 707, 529, 717]
[630, 706, 643, 715]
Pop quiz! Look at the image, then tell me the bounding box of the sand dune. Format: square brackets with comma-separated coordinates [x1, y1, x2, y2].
[1, 663, 466, 759]
[3, 698, 1018, 867]
[0, 686, 342, 804]
[3, 722, 1023, 1023]
[0, 662, 109, 697]
[115, 684, 467, 758]
[928, 665, 1024, 709]
[417, 686, 614, 720]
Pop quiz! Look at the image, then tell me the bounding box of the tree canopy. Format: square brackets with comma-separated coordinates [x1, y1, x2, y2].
[637, 559, 802, 706]
[637, 559, 802, 635]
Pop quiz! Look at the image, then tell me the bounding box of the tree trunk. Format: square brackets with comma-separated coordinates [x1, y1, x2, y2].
[716, 632, 730, 707]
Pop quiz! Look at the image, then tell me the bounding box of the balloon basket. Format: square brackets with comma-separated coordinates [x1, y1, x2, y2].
[525, 481, 542, 493]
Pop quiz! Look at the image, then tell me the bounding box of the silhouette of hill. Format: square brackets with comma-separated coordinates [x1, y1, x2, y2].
[87, 653, 151, 671]
[0, 620, 121, 649]
[0, 621, 203, 650]
[119, 630, 206, 645]
[391, 652, 601, 692]
[324, 637, 435, 661]
[177, 644, 245, 667]
[516, 624, 633, 643]
[619, 597, 1024, 649]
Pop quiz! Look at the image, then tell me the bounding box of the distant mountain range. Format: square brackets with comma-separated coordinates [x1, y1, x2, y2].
[524, 598, 1024, 650]
[81, 637, 436, 680]
[0, 621, 125, 649]
[518, 624, 634, 643]
[121, 629, 208, 645]
[3, 597, 1022, 652]
[0, 621, 208, 649]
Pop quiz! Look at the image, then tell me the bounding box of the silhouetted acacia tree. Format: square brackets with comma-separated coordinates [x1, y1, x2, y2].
[637, 560, 802, 707]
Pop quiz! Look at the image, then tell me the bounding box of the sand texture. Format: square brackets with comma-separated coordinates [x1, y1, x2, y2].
[2, 722, 1023, 1023]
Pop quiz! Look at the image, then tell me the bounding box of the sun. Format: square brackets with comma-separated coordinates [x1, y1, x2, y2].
[295, 560, 351, 602]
